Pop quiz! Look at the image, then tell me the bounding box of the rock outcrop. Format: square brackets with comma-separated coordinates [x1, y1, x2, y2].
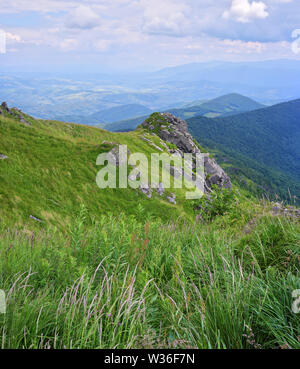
[102, 141, 131, 166]
[141, 112, 232, 193]
[0, 102, 31, 125]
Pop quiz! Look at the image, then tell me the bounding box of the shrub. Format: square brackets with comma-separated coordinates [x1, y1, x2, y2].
[193, 185, 239, 221]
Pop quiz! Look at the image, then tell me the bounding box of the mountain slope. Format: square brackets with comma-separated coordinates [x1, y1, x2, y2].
[0, 105, 229, 228]
[90, 104, 152, 123]
[104, 115, 150, 132]
[0, 110, 187, 227]
[1, 104, 300, 350]
[199, 93, 264, 116]
[188, 99, 300, 202]
[55, 104, 152, 126]
[105, 93, 264, 131]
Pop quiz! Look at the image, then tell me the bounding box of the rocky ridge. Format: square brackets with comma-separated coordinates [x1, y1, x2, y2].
[104, 112, 232, 204]
[0, 102, 31, 125]
[141, 112, 232, 194]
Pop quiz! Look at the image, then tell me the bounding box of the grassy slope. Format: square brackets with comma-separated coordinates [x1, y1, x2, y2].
[0, 112, 299, 349]
[0, 198, 299, 348]
[0, 113, 199, 229]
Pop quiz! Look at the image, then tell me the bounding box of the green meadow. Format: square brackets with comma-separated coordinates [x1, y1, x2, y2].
[0, 113, 299, 348]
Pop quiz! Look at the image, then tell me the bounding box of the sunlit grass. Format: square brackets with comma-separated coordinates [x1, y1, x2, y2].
[0, 210, 299, 349]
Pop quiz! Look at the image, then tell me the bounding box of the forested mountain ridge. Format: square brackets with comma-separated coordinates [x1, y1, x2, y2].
[105, 93, 264, 131]
[188, 99, 300, 202]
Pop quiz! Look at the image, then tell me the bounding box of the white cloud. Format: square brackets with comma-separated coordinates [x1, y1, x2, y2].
[93, 39, 111, 51]
[60, 38, 78, 51]
[6, 32, 22, 43]
[141, 0, 189, 36]
[223, 0, 269, 23]
[271, 0, 293, 3]
[223, 39, 265, 53]
[1, 0, 300, 66]
[66, 5, 101, 29]
[0, 0, 77, 14]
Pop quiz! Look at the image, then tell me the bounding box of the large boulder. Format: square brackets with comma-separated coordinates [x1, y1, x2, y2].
[102, 142, 131, 166]
[142, 113, 232, 193]
[142, 112, 198, 154]
[1, 102, 10, 113]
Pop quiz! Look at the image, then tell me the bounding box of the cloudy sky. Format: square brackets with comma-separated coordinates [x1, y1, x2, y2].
[0, 0, 300, 71]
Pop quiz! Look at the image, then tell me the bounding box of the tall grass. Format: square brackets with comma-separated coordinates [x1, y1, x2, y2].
[0, 210, 299, 349]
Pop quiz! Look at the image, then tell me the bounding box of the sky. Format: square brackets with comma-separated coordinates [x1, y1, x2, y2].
[0, 0, 300, 71]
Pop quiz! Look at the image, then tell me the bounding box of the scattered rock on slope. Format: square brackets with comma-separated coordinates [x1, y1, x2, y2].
[101, 141, 131, 166]
[0, 102, 31, 125]
[272, 203, 300, 219]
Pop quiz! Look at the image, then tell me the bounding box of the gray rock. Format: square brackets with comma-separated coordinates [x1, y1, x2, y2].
[204, 156, 232, 189]
[1, 102, 10, 113]
[271, 202, 300, 218]
[101, 141, 118, 146]
[141, 136, 164, 152]
[139, 184, 152, 198]
[0, 102, 31, 125]
[157, 182, 165, 196]
[142, 113, 232, 193]
[30, 215, 42, 222]
[167, 193, 176, 204]
[107, 144, 131, 166]
[170, 165, 183, 179]
[18, 115, 31, 126]
[128, 170, 141, 181]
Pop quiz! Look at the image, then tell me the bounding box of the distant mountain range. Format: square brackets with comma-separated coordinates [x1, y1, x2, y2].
[55, 104, 152, 125]
[105, 93, 265, 131]
[2, 60, 300, 123]
[187, 99, 300, 203]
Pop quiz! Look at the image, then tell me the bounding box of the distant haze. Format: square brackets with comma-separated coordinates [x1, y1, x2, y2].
[1, 60, 300, 123]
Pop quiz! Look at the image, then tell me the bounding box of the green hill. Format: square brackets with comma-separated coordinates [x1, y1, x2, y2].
[104, 114, 150, 132]
[105, 93, 264, 131]
[200, 93, 264, 117]
[0, 106, 300, 349]
[188, 99, 300, 203]
[0, 109, 202, 229]
[55, 104, 152, 126]
[90, 104, 152, 123]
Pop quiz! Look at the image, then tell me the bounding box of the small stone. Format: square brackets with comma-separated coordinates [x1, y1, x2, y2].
[167, 196, 176, 205]
[107, 145, 130, 166]
[157, 182, 165, 196]
[30, 215, 42, 222]
[139, 185, 152, 198]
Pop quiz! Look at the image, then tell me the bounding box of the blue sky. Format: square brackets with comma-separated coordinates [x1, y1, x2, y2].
[0, 0, 300, 71]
